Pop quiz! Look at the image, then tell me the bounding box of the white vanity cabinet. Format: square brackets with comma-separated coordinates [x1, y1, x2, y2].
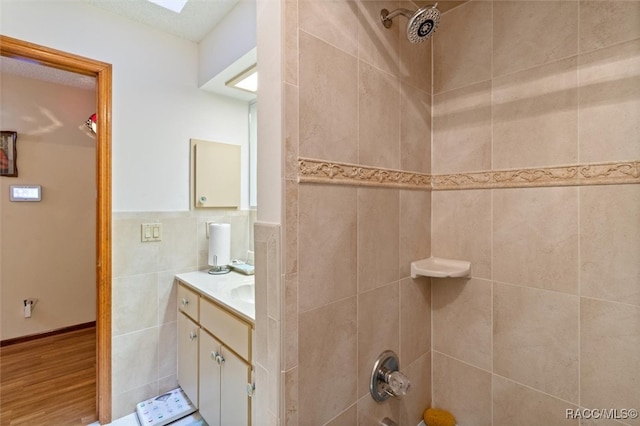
[199, 330, 251, 426]
[176, 273, 254, 426]
[177, 310, 200, 408]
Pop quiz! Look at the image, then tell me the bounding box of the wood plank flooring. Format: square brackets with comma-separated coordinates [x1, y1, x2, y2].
[0, 327, 97, 425]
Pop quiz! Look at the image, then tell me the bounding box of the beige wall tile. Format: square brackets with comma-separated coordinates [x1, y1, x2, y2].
[493, 187, 579, 294]
[299, 297, 358, 424]
[399, 351, 432, 426]
[432, 352, 492, 426]
[432, 189, 492, 279]
[493, 1, 578, 78]
[400, 277, 431, 365]
[112, 328, 159, 394]
[358, 187, 400, 292]
[580, 419, 629, 426]
[158, 322, 177, 379]
[433, 1, 492, 94]
[432, 277, 492, 370]
[285, 367, 299, 426]
[400, 83, 431, 174]
[157, 272, 178, 325]
[268, 317, 280, 415]
[493, 376, 578, 426]
[327, 404, 358, 426]
[493, 57, 578, 169]
[254, 365, 269, 426]
[357, 282, 400, 397]
[579, 39, 640, 163]
[112, 382, 158, 421]
[357, 394, 400, 426]
[157, 374, 178, 395]
[112, 217, 159, 278]
[399, 190, 431, 279]
[299, 0, 359, 57]
[267, 226, 281, 320]
[157, 216, 197, 272]
[254, 239, 268, 367]
[493, 283, 579, 403]
[357, 0, 400, 76]
[284, 0, 298, 85]
[285, 180, 298, 275]
[581, 298, 640, 426]
[399, 7, 432, 93]
[433, 80, 492, 174]
[284, 274, 299, 370]
[358, 62, 401, 169]
[581, 185, 640, 307]
[298, 184, 357, 312]
[112, 274, 158, 336]
[299, 32, 358, 163]
[580, 1, 640, 53]
[358, 393, 400, 426]
[285, 84, 299, 181]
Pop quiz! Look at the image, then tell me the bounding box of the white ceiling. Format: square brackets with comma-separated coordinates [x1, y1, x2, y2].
[81, 0, 241, 42]
[0, 56, 96, 90]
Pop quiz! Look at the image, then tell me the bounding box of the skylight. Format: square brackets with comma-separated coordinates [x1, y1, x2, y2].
[147, 0, 188, 13]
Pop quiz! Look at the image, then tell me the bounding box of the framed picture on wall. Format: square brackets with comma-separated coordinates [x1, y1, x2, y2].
[1, 131, 18, 177]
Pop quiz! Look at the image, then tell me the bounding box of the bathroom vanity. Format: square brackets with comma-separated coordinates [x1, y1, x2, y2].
[175, 270, 255, 426]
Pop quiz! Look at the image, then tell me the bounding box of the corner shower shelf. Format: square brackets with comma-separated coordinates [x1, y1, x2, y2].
[410, 257, 471, 279]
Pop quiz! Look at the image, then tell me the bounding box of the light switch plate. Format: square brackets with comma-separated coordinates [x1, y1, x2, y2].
[141, 223, 162, 242]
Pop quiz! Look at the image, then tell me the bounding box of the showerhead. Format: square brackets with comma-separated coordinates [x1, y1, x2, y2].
[380, 3, 440, 43]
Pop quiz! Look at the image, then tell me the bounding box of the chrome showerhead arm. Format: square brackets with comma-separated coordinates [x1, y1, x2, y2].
[380, 8, 415, 28]
[380, 8, 414, 28]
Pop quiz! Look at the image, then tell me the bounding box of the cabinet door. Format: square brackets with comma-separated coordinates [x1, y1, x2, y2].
[220, 346, 252, 426]
[199, 331, 222, 426]
[178, 312, 199, 408]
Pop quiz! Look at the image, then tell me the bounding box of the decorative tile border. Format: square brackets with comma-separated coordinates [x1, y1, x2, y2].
[298, 157, 431, 189]
[432, 161, 640, 190]
[298, 157, 640, 190]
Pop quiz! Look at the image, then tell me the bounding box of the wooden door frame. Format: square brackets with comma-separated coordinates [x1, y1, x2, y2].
[0, 35, 112, 424]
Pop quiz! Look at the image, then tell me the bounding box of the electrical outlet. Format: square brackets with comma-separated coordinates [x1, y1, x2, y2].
[141, 223, 162, 242]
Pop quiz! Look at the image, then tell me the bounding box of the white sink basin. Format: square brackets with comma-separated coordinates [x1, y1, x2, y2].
[230, 284, 255, 304]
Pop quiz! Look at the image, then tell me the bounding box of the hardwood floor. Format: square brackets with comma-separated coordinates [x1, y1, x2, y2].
[0, 327, 97, 425]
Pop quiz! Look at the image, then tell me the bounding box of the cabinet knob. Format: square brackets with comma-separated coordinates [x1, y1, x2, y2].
[211, 351, 225, 365]
[189, 331, 197, 341]
[181, 298, 189, 306]
[246, 383, 255, 397]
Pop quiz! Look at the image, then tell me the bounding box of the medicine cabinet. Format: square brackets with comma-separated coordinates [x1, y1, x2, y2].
[190, 139, 241, 209]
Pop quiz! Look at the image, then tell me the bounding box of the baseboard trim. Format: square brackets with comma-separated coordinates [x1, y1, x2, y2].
[0, 321, 96, 347]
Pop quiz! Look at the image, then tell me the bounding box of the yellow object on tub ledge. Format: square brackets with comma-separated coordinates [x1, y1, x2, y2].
[424, 408, 456, 426]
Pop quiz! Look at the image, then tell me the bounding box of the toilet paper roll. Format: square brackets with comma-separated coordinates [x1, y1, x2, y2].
[208, 223, 231, 267]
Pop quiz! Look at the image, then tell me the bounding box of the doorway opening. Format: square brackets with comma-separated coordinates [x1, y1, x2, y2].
[0, 35, 113, 424]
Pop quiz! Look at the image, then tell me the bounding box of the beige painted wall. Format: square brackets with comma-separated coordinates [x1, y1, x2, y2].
[0, 71, 96, 340]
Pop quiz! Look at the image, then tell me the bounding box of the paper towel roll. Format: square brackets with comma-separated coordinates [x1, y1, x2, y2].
[208, 223, 231, 267]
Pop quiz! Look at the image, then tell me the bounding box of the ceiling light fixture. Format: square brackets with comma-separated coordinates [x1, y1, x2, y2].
[147, 0, 188, 13]
[86, 113, 97, 134]
[225, 65, 257, 94]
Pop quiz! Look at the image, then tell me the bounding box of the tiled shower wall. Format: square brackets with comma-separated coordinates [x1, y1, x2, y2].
[111, 209, 255, 419]
[430, 2, 640, 425]
[281, 0, 433, 424]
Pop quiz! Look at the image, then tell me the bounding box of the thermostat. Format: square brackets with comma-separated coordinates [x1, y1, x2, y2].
[10, 185, 42, 202]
